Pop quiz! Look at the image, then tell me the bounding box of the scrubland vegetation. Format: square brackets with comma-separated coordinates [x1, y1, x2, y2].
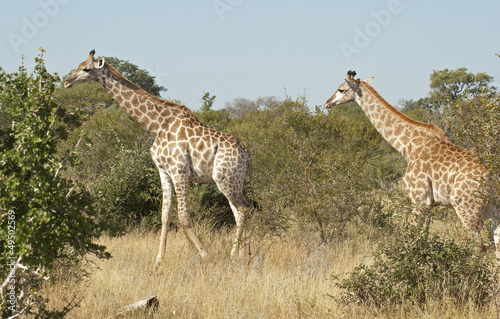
[1, 50, 499, 317]
[41, 221, 498, 319]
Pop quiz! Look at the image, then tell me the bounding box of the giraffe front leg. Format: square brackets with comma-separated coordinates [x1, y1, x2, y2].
[407, 195, 434, 233]
[403, 172, 433, 231]
[154, 170, 174, 271]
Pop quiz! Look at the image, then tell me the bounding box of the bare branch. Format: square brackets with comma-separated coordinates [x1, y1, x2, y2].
[0, 255, 23, 296]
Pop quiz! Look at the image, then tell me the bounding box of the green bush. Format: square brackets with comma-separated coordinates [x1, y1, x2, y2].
[334, 225, 495, 307]
[58, 106, 161, 231]
[0, 50, 109, 317]
[226, 96, 401, 243]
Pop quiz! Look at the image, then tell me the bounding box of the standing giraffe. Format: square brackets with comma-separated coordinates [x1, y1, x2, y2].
[64, 50, 253, 268]
[324, 70, 499, 257]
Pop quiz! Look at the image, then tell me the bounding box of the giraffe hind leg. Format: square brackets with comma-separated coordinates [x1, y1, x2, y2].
[174, 175, 210, 261]
[214, 173, 252, 258]
[451, 189, 493, 254]
[228, 196, 252, 258]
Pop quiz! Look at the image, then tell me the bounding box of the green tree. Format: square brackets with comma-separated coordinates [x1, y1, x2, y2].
[426, 67, 495, 113]
[0, 50, 109, 317]
[399, 98, 432, 123]
[200, 91, 216, 112]
[196, 92, 230, 131]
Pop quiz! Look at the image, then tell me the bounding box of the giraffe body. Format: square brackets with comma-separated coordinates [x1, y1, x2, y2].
[325, 71, 499, 256]
[65, 51, 252, 268]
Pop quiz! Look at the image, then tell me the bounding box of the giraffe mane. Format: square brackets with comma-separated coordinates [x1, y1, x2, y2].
[360, 81, 446, 138]
[104, 63, 197, 116]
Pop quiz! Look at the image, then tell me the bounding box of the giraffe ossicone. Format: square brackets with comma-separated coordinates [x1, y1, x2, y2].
[325, 70, 500, 258]
[65, 50, 253, 269]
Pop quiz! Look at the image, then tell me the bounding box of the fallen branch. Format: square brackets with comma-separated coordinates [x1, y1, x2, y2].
[123, 295, 159, 311]
[107, 295, 159, 318]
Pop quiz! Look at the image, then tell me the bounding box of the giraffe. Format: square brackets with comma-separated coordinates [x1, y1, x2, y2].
[324, 70, 500, 257]
[64, 50, 253, 269]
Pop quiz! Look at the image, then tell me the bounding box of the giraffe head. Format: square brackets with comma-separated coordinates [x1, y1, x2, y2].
[324, 70, 374, 109]
[64, 50, 106, 88]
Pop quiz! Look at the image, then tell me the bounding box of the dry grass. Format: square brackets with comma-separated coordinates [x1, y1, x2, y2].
[42, 223, 499, 318]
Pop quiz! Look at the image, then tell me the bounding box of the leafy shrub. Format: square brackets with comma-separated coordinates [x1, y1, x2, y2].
[58, 106, 161, 231]
[334, 225, 495, 307]
[227, 96, 402, 243]
[0, 50, 109, 317]
[95, 143, 162, 229]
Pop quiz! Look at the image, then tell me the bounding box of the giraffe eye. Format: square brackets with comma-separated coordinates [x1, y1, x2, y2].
[338, 89, 346, 93]
[83, 68, 91, 72]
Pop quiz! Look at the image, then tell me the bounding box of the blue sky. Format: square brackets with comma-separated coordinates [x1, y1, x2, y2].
[1, 0, 499, 110]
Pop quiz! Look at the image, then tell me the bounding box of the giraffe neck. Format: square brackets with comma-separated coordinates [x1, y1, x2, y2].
[356, 81, 444, 158]
[97, 64, 166, 135]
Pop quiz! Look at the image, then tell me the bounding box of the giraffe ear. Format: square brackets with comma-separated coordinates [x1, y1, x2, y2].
[95, 58, 105, 69]
[363, 77, 374, 85]
[346, 80, 362, 97]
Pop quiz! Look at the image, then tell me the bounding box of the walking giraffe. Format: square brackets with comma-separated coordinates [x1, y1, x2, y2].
[324, 70, 499, 257]
[64, 50, 253, 269]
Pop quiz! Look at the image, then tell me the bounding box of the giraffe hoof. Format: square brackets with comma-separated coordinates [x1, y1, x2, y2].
[200, 251, 211, 262]
[153, 256, 164, 272]
[153, 263, 160, 272]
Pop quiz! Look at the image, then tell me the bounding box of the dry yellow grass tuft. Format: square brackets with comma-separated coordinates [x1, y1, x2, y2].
[43, 224, 498, 318]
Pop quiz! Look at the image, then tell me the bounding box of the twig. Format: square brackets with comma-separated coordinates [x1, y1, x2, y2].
[299, 146, 325, 243]
[247, 232, 268, 266]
